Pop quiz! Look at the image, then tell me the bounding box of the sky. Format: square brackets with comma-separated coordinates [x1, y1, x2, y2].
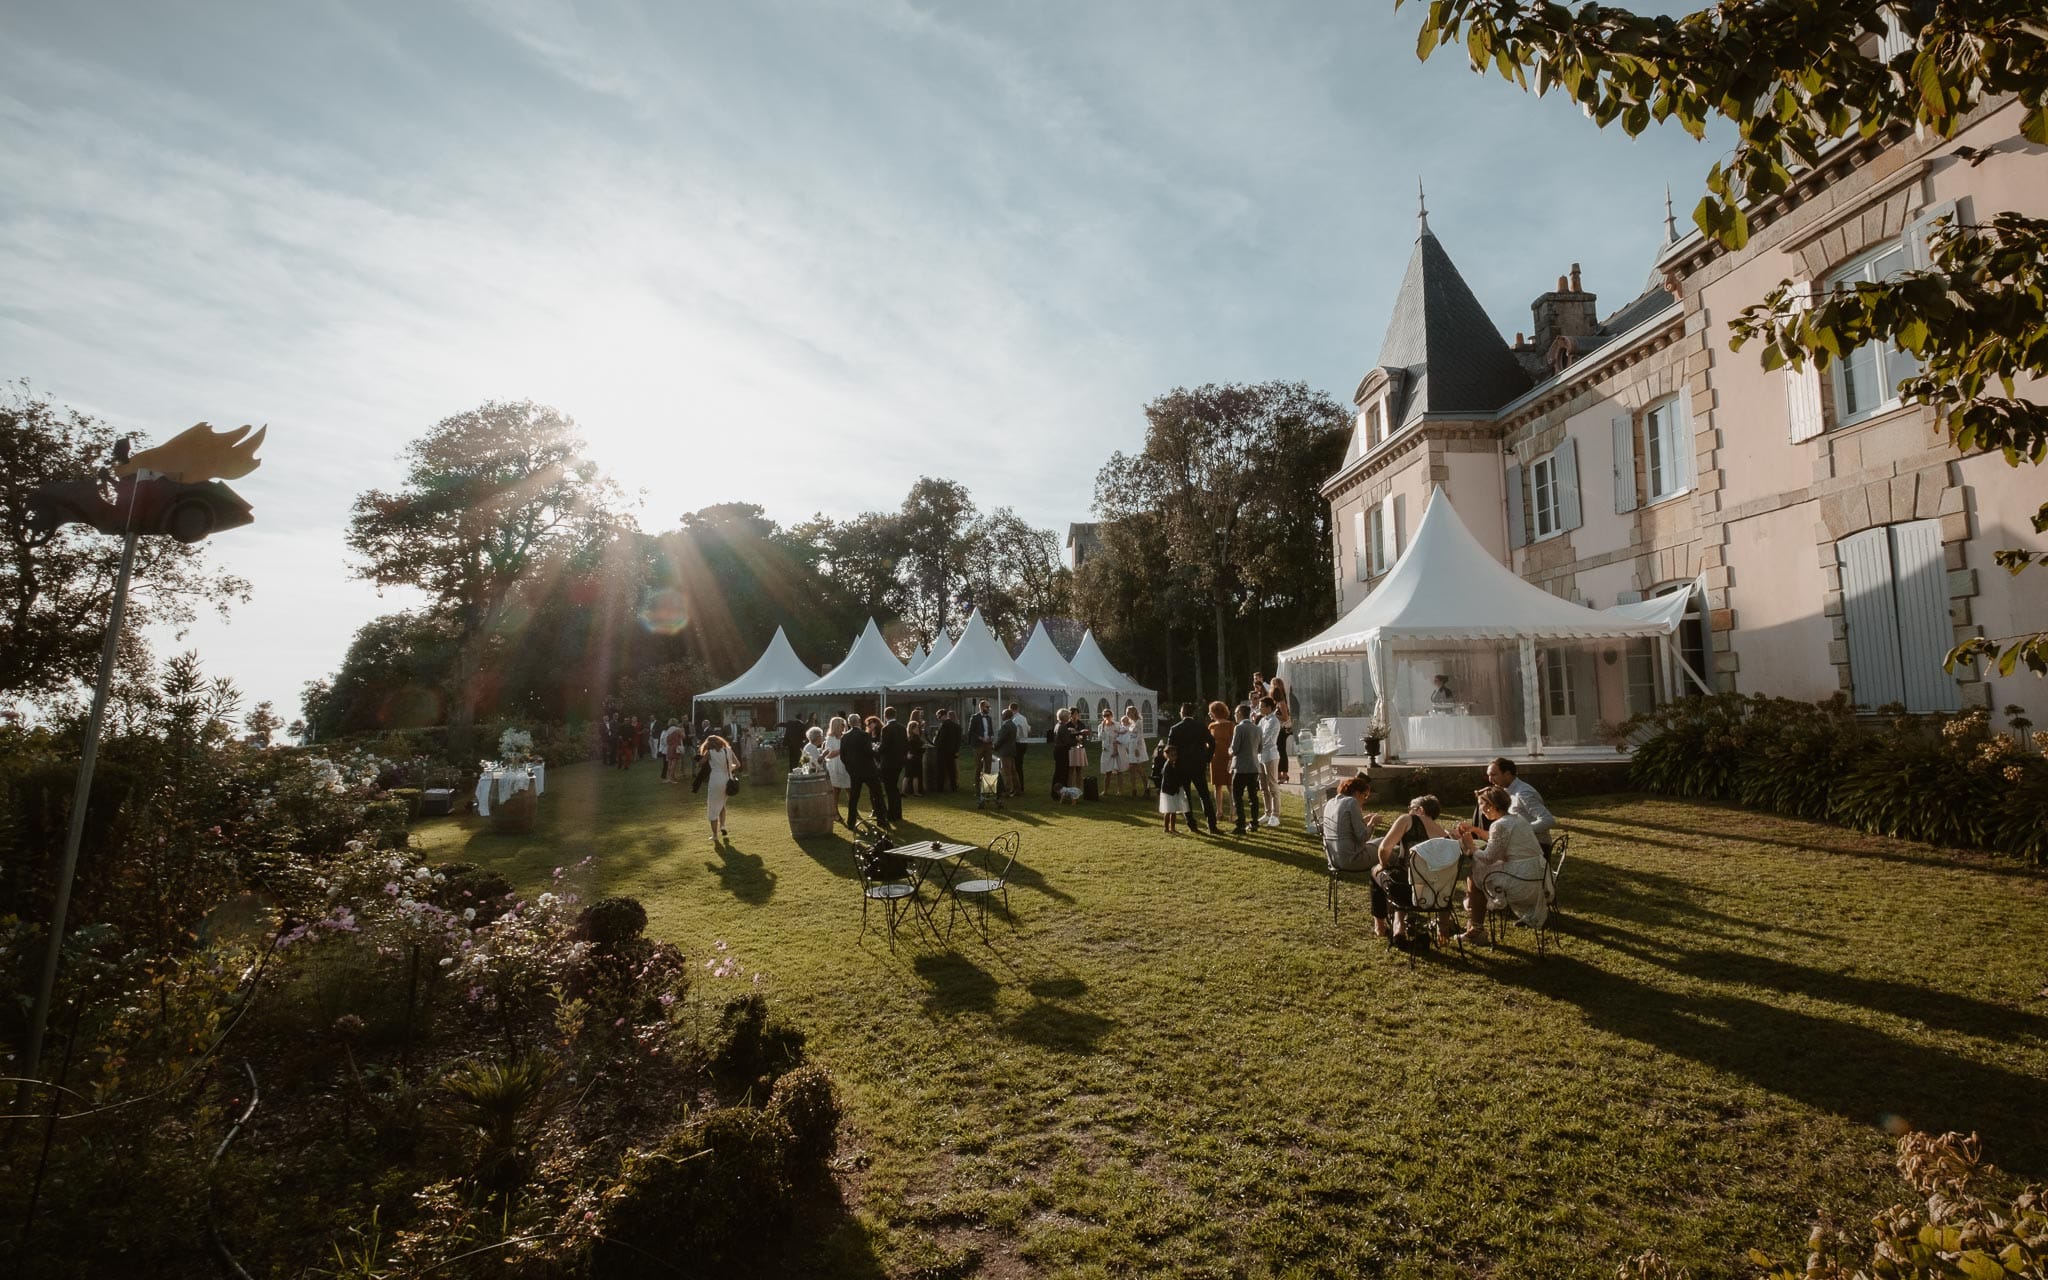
[1, 0, 1721, 720]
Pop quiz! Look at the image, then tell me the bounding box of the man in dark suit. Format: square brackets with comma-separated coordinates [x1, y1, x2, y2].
[877, 705, 909, 821]
[1166, 702, 1220, 833]
[841, 715, 884, 828]
[782, 716, 807, 770]
[967, 700, 995, 783]
[993, 709, 1020, 796]
[1049, 707, 1079, 798]
[935, 709, 964, 792]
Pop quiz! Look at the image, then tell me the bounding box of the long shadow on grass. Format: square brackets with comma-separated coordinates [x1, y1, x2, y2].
[1571, 859, 1837, 942]
[908, 954, 1114, 1053]
[1489, 953, 2048, 1175]
[1568, 804, 2043, 879]
[706, 839, 777, 904]
[1570, 915, 2048, 1044]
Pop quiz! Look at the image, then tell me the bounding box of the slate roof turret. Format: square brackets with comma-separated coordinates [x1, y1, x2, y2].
[1370, 197, 1533, 429]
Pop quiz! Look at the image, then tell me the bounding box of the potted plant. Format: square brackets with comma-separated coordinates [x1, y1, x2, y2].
[1363, 715, 1388, 765]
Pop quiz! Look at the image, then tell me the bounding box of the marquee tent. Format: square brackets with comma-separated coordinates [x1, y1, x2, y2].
[801, 618, 911, 703]
[1069, 630, 1159, 728]
[924, 628, 953, 670]
[690, 626, 820, 721]
[1277, 488, 1695, 760]
[893, 608, 1062, 702]
[1016, 621, 1117, 710]
[906, 642, 929, 673]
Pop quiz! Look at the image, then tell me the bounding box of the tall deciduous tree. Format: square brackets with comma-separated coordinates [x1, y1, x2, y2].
[1095, 382, 1350, 690]
[0, 383, 250, 706]
[345, 401, 623, 751]
[964, 508, 1072, 638]
[1406, 0, 2048, 675]
[897, 477, 977, 641]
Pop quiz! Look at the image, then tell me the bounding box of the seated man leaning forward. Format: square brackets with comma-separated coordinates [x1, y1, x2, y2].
[1320, 774, 1379, 872]
[1455, 785, 1543, 942]
[1473, 756, 1557, 853]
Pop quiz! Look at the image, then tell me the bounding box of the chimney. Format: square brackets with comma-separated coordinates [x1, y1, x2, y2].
[1531, 263, 1599, 357]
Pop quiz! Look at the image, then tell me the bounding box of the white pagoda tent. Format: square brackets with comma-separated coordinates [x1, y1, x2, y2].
[893, 609, 1063, 709]
[924, 628, 953, 669]
[691, 626, 820, 721]
[1069, 629, 1159, 731]
[906, 642, 929, 673]
[801, 618, 911, 706]
[1277, 489, 1696, 761]
[1016, 621, 1117, 713]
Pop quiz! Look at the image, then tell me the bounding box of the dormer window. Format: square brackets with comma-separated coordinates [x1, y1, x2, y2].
[1364, 401, 1386, 450]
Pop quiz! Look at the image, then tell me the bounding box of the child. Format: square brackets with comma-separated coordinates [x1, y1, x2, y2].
[1156, 743, 1188, 833]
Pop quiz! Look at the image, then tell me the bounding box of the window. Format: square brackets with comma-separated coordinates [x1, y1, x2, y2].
[1541, 648, 1576, 717]
[1654, 580, 1709, 694]
[1363, 401, 1386, 450]
[1836, 520, 1958, 713]
[1643, 398, 1691, 502]
[1366, 505, 1387, 576]
[1830, 241, 1915, 423]
[1531, 455, 1561, 538]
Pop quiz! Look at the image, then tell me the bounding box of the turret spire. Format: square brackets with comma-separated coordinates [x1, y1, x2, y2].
[1417, 178, 1430, 237]
[1662, 185, 1679, 245]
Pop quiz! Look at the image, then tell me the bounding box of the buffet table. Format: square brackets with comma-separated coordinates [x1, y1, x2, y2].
[1402, 714, 1500, 755]
[474, 763, 546, 817]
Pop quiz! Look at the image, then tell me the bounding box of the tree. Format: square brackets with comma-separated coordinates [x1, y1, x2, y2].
[242, 700, 282, 746]
[896, 477, 977, 641]
[1095, 382, 1350, 690]
[1406, 0, 2048, 676]
[795, 510, 909, 628]
[345, 401, 623, 751]
[308, 611, 461, 740]
[963, 508, 1072, 638]
[0, 383, 250, 705]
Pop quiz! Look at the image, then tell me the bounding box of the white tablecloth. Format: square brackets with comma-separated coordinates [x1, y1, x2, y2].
[1403, 714, 1500, 754]
[474, 763, 545, 816]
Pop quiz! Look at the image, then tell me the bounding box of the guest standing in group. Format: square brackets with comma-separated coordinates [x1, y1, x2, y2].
[1049, 707, 1078, 799]
[662, 720, 687, 784]
[647, 715, 662, 764]
[801, 725, 828, 774]
[967, 700, 995, 786]
[699, 733, 739, 843]
[1255, 696, 1283, 828]
[1008, 702, 1031, 791]
[935, 709, 963, 792]
[1097, 707, 1123, 794]
[904, 710, 927, 797]
[1206, 701, 1233, 800]
[1156, 743, 1187, 834]
[617, 717, 639, 770]
[1229, 703, 1265, 833]
[878, 706, 908, 822]
[1119, 706, 1150, 798]
[1270, 676, 1294, 784]
[822, 716, 851, 817]
[1165, 703, 1219, 832]
[783, 716, 808, 770]
[841, 714, 884, 828]
[994, 709, 1021, 796]
[598, 714, 615, 766]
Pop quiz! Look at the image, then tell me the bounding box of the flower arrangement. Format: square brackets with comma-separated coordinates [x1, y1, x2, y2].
[498, 727, 536, 766]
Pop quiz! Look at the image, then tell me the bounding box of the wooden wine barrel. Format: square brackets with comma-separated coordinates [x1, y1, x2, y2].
[786, 771, 835, 836]
[747, 744, 779, 781]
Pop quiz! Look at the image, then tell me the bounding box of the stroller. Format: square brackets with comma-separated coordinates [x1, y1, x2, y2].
[976, 767, 1006, 810]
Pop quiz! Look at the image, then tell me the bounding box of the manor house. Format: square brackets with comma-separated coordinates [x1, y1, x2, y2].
[1320, 97, 2048, 733]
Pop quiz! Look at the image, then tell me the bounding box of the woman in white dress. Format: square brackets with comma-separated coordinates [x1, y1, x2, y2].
[1119, 707, 1149, 798]
[822, 716, 851, 817]
[701, 734, 739, 841]
[1096, 707, 1123, 794]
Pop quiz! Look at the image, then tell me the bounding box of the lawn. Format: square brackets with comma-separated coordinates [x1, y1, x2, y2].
[415, 758, 2048, 1279]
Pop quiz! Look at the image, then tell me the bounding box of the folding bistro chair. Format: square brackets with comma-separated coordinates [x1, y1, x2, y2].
[854, 826, 916, 945]
[1404, 836, 1467, 957]
[947, 830, 1020, 941]
[1484, 831, 1567, 952]
[1327, 863, 1377, 924]
[976, 768, 1006, 810]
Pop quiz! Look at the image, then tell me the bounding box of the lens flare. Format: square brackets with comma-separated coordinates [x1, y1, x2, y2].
[638, 588, 689, 634]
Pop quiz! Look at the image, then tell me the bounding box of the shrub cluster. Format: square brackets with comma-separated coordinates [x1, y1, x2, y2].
[1622, 694, 2048, 863]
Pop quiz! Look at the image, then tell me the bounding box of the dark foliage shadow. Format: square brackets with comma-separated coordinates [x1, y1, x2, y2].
[1005, 1000, 1115, 1054]
[1488, 953, 2048, 1175]
[912, 952, 1001, 1016]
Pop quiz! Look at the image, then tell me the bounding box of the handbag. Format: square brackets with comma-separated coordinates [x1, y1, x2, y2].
[724, 777, 740, 797]
[1068, 745, 1087, 768]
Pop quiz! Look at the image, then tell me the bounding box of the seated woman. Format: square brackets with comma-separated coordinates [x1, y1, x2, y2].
[1455, 785, 1543, 942]
[1373, 794, 1449, 943]
[1320, 774, 1379, 872]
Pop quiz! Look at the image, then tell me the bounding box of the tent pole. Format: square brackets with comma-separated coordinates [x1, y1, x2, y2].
[1520, 638, 1541, 757]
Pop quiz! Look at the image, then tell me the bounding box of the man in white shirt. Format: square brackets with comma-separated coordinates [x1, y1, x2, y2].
[1483, 756, 1556, 851]
[1006, 702, 1030, 794]
[1256, 696, 1283, 827]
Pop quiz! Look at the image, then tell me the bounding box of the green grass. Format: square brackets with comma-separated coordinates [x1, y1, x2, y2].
[416, 759, 2048, 1279]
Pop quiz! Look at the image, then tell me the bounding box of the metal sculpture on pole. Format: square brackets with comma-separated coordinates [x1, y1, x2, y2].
[17, 422, 264, 1093]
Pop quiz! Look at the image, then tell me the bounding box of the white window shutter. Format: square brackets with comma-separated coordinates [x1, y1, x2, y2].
[1877, 10, 1913, 62]
[1786, 280, 1826, 443]
[1352, 509, 1368, 582]
[1391, 493, 1406, 561]
[1505, 463, 1527, 550]
[1890, 519, 1958, 712]
[1837, 527, 1906, 708]
[1908, 200, 1958, 271]
[1612, 415, 1637, 512]
[1672, 393, 1696, 492]
[1555, 437, 1583, 532]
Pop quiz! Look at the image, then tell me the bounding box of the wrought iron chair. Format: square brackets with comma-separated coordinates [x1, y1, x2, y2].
[1484, 832, 1569, 955]
[1404, 836, 1467, 958]
[853, 823, 916, 945]
[946, 830, 1020, 941]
